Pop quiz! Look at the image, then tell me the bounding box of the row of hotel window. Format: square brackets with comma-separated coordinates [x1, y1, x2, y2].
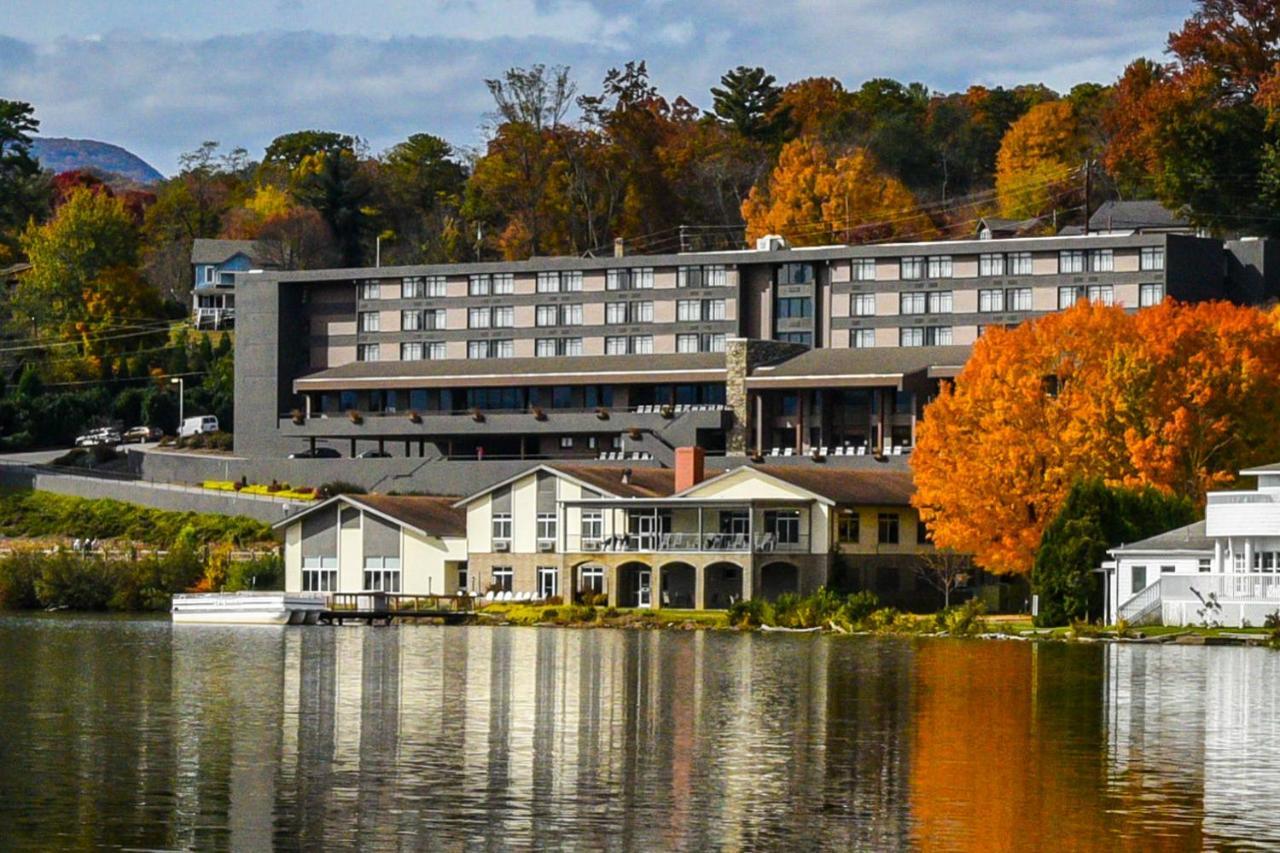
[356, 333, 729, 361]
[851, 247, 1164, 281]
[359, 299, 727, 332]
[847, 283, 1164, 317]
[359, 264, 731, 301]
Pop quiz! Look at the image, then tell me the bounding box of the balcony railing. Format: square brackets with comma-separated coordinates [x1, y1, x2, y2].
[1206, 491, 1280, 505]
[565, 531, 810, 554]
[295, 403, 725, 420]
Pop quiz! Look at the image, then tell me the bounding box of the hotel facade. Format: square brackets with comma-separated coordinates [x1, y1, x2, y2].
[236, 230, 1266, 467]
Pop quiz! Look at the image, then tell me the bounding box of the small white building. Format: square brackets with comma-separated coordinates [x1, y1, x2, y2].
[1106, 462, 1280, 627]
[275, 493, 468, 596]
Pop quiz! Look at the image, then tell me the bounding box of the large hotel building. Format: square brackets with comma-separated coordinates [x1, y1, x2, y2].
[236, 225, 1271, 467]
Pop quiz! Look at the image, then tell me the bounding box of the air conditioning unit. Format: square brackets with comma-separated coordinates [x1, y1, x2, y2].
[538, 541, 555, 552]
[756, 234, 788, 252]
[494, 541, 510, 552]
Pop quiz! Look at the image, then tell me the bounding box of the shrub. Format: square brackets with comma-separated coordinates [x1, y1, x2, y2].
[0, 552, 41, 609]
[837, 590, 880, 628]
[540, 608, 560, 621]
[728, 598, 772, 628]
[935, 599, 988, 636]
[34, 554, 116, 611]
[224, 554, 283, 592]
[319, 481, 367, 497]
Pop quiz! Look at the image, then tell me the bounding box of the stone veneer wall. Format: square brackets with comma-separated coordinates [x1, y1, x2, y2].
[724, 338, 809, 455]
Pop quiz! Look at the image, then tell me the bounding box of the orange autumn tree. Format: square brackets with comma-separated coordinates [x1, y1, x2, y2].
[993, 100, 1082, 220]
[912, 300, 1280, 574]
[741, 137, 935, 245]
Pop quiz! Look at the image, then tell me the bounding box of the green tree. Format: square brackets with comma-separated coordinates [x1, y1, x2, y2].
[293, 148, 373, 266]
[711, 66, 790, 143]
[1032, 480, 1197, 626]
[142, 388, 179, 433]
[264, 130, 357, 171]
[0, 99, 52, 258]
[378, 133, 468, 263]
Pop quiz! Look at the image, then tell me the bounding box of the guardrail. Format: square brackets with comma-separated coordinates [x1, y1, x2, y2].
[565, 532, 811, 554]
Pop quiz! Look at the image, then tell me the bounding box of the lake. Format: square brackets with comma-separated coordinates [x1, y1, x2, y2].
[1, 616, 1279, 851]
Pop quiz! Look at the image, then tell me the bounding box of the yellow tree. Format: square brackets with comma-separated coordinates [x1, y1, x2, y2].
[741, 138, 934, 245]
[994, 100, 1082, 220]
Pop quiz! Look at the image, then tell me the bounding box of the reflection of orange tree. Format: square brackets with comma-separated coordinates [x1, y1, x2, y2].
[908, 642, 1203, 851]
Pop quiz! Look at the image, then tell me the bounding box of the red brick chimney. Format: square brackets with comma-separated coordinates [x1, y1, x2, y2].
[675, 446, 706, 492]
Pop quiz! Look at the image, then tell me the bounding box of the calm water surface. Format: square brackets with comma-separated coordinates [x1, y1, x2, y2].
[1, 616, 1279, 851]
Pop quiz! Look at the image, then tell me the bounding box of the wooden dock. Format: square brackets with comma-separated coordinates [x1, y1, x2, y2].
[320, 592, 476, 626]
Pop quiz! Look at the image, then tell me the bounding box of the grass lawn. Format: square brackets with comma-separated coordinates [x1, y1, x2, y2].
[477, 602, 730, 629]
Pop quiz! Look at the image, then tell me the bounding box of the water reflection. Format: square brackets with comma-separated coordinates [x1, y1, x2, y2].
[3, 617, 1280, 850]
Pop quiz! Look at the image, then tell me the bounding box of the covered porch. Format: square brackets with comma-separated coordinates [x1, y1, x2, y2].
[564, 554, 817, 610]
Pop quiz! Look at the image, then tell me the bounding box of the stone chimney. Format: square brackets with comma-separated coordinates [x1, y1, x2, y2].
[675, 446, 706, 492]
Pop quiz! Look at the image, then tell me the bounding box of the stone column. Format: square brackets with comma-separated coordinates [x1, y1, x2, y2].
[607, 562, 620, 608]
[695, 562, 707, 610]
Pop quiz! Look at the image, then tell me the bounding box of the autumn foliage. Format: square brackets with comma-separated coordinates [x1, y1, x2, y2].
[911, 300, 1280, 574]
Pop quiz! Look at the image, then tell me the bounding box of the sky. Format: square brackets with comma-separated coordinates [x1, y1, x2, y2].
[0, 0, 1194, 176]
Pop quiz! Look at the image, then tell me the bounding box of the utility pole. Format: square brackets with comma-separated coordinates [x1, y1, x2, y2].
[678, 225, 687, 253]
[1083, 159, 1094, 236]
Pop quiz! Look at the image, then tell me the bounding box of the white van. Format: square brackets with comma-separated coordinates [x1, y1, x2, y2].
[180, 415, 220, 438]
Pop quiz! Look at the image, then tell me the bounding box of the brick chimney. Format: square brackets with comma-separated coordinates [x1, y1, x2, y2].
[675, 446, 706, 492]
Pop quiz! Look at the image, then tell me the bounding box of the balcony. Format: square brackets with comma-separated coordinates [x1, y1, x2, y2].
[565, 531, 810, 555]
[1206, 490, 1280, 537]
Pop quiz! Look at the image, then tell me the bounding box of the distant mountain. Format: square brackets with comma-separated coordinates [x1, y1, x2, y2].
[29, 138, 165, 186]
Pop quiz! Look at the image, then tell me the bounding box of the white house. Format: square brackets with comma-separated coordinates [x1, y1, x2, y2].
[1106, 462, 1280, 627]
[275, 493, 468, 596]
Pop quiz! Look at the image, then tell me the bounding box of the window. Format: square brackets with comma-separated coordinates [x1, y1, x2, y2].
[605, 336, 627, 355]
[852, 258, 876, 281]
[677, 299, 699, 322]
[1139, 283, 1164, 307]
[632, 268, 654, 289]
[676, 333, 698, 353]
[927, 255, 953, 278]
[360, 280, 381, 300]
[1059, 250, 1085, 274]
[468, 307, 490, 329]
[776, 331, 812, 346]
[852, 293, 876, 316]
[492, 273, 514, 295]
[900, 292, 926, 314]
[536, 337, 583, 357]
[1088, 249, 1114, 272]
[606, 302, 627, 324]
[562, 304, 583, 325]
[1086, 284, 1114, 306]
[838, 512, 859, 543]
[900, 328, 924, 347]
[677, 265, 705, 288]
[928, 291, 953, 314]
[537, 271, 560, 293]
[979, 289, 1005, 313]
[360, 311, 380, 332]
[1009, 252, 1033, 275]
[426, 342, 446, 360]
[401, 309, 422, 331]
[493, 339, 514, 358]
[1160, 564, 1176, 574]
[468, 274, 490, 296]
[536, 305, 557, 327]
[900, 257, 924, 280]
[535, 338, 555, 357]
[580, 564, 605, 594]
[776, 263, 815, 285]
[402, 276, 424, 298]
[492, 306, 514, 328]
[537, 512, 558, 545]
[1141, 247, 1164, 271]
[492, 513, 512, 543]
[562, 337, 583, 356]
[1131, 565, 1147, 594]
[979, 253, 1005, 276]
[631, 301, 654, 323]
[427, 275, 447, 297]
[878, 513, 900, 545]
[610, 268, 653, 289]
[401, 342, 424, 360]
[1058, 286, 1084, 309]
[1199, 557, 1212, 573]
[582, 511, 604, 545]
[563, 271, 582, 291]
[765, 510, 801, 545]
[705, 333, 726, 352]
[559, 436, 574, 449]
[924, 326, 953, 345]
[301, 557, 338, 592]
[851, 328, 876, 348]
[363, 557, 401, 593]
[704, 299, 726, 321]
[357, 343, 380, 361]
[537, 566, 559, 598]
[424, 309, 446, 330]
[491, 566, 513, 592]
[631, 335, 653, 354]
[776, 297, 811, 318]
[1008, 288, 1033, 311]
[704, 265, 727, 287]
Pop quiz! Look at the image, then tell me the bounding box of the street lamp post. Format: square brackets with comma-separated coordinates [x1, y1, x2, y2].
[170, 377, 184, 431]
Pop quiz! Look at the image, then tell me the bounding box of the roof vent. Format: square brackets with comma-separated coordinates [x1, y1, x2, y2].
[756, 234, 788, 252]
[620, 467, 632, 485]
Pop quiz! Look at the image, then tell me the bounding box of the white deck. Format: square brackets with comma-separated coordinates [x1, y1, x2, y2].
[1118, 574, 1280, 628]
[171, 592, 326, 625]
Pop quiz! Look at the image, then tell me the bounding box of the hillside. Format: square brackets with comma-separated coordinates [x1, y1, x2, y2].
[30, 137, 165, 186]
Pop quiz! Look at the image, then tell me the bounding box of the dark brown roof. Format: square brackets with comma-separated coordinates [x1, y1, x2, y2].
[547, 464, 676, 498]
[295, 353, 725, 390]
[747, 346, 971, 384]
[750, 466, 916, 506]
[347, 494, 467, 537]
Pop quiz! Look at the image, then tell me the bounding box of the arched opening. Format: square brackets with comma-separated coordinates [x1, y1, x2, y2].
[704, 562, 745, 609]
[658, 562, 696, 609]
[759, 561, 800, 602]
[616, 561, 653, 608]
[570, 562, 608, 605]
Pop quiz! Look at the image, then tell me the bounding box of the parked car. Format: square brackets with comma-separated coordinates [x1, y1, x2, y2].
[179, 415, 220, 438]
[122, 425, 163, 443]
[289, 447, 342, 459]
[356, 450, 391, 458]
[74, 428, 122, 448]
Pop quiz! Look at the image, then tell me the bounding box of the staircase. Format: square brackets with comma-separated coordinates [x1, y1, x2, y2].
[1117, 579, 1163, 626]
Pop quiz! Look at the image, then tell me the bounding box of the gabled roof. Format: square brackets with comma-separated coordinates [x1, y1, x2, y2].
[453, 463, 675, 507]
[1088, 199, 1189, 233]
[275, 493, 466, 538]
[1110, 520, 1212, 555]
[747, 345, 970, 386]
[978, 216, 1043, 238]
[191, 238, 273, 266]
[675, 465, 915, 507]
